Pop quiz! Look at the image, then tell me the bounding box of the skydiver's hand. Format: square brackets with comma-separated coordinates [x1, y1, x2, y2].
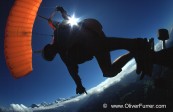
[76, 86, 87, 94]
[56, 6, 64, 12]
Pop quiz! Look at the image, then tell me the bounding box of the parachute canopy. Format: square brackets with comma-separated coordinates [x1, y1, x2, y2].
[4, 0, 42, 78]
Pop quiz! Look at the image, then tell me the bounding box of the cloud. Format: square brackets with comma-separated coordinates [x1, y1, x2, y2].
[10, 104, 32, 112]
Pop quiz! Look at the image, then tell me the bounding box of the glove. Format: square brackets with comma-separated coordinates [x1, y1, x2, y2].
[56, 6, 64, 12]
[76, 86, 87, 94]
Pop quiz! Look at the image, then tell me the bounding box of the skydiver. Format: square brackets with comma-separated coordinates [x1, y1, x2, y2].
[42, 6, 153, 94]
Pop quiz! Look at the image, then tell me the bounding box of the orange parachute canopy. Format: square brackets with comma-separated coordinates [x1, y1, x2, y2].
[4, 0, 42, 78]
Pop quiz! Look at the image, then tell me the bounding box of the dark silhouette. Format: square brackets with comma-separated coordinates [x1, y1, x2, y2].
[158, 29, 169, 49]
[152, 47, 173, 67]
[41, 6, 170, 94]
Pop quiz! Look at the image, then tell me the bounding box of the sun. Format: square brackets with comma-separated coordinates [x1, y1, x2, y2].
[67, 14, 80, 27]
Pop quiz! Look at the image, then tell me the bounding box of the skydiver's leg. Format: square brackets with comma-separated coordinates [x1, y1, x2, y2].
[94, 37, 138, 77]
[103, 37, 149, 52]
[103, 37, 153, 76]
[96, 37, 153, 77]
[95, 51, 112, 77]
[95, 51, 133, 77]
[111, 52, 133, 71]
[95, 46, 133, 77]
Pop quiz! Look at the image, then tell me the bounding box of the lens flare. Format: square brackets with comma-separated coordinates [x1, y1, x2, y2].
[67, 14, 80, 27]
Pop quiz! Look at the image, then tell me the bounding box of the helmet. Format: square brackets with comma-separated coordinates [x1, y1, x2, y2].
[42, 44, 57, 61]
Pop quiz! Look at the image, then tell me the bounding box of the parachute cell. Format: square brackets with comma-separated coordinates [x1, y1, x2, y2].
[4, 0, 42, 78]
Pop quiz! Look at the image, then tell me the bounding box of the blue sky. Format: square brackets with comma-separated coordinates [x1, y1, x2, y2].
[1, 0, 173, 107]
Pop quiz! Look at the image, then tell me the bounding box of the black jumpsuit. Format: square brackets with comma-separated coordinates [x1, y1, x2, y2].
[53, 19, 141, 81]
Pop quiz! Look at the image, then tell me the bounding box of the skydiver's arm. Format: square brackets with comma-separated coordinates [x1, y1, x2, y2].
[66, 62, 87, 94]
[65, 62, 82, 86]
[60, 56, 87, 94]
[56, 6, 70, 20]
[48, 10, 59, 30]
